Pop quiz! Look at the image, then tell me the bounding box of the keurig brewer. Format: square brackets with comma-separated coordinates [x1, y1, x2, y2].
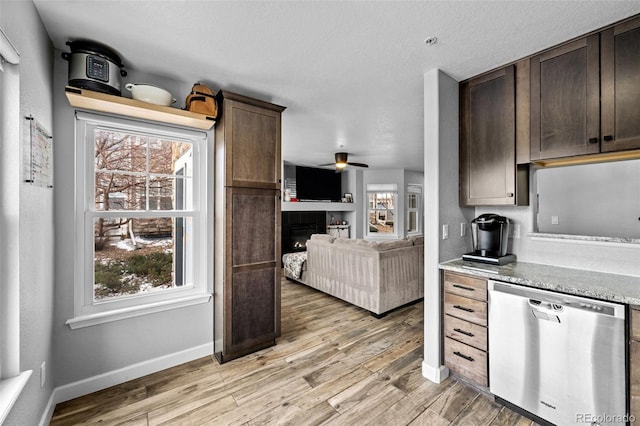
[462, 213, 516, 265]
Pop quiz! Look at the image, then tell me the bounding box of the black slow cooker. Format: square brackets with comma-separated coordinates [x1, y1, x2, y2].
[62, 40, 127, 96]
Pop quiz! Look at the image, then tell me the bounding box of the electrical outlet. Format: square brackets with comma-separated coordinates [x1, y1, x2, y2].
[40, 361, 46, 388]
[460, 223, 466, 237]
[442, 224, 449, 240]
[551, 215, 559, 225]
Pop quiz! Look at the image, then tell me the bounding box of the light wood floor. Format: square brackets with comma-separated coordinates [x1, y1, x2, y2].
[50, 277, 538, 425]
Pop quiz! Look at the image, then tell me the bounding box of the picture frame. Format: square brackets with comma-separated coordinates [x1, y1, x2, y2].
[344, 193, 353, 203]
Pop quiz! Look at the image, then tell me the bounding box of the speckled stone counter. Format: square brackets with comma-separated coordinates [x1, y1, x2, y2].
[440, 258, 640, 306]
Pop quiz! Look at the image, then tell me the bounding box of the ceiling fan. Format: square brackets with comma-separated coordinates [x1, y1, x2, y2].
[318, 152, 369, 170]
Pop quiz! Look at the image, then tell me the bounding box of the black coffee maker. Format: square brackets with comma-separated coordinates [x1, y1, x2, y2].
[462, 214, 515, 265]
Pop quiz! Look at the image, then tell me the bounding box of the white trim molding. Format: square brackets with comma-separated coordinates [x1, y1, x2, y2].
[0, 370, 32, 424]
[66, 293, 211, 329]
[39, 343, 212, 425]
[421, 362, 449, 384]
[0, 27, 20, 66]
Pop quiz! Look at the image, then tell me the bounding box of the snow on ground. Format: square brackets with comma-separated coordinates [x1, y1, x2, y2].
[111, 236, 172, 251]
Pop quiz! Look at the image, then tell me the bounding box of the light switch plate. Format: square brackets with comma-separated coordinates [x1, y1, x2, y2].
[442, 224, 449, 239]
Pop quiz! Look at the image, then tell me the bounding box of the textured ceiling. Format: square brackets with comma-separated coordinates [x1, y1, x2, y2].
[33, 0, 640, 171]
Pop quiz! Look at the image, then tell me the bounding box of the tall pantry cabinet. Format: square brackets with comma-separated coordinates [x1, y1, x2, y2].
[213, 90, 286, 363]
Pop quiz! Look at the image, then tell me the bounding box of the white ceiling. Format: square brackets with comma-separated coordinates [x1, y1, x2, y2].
[33, 0, 640, 172]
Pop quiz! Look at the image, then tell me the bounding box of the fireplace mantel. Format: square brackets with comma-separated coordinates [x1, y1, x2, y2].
[282, 201, 355, 212]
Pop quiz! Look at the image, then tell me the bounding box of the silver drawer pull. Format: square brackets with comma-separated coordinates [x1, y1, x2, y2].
[453, 351, 474, 362]
[453, 284, 475, 292]
[453, 328, 474, 337]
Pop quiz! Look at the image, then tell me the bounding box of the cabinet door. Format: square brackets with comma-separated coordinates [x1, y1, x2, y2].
[216, 91, 285, 189]
[601, 16, 640, 152]
[217, 187, 281, 362]
[530, 35, 600, 160]
[460, 66, 516, 206]
[632, 340, 640, 421]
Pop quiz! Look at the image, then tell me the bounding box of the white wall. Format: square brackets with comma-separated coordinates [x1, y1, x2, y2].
[535, 160, 640, 238]
[51, 53, 214, 397]
[1, 1, 55, 424]
[423, 69, 474, 383]
[475, 201, 640, 277]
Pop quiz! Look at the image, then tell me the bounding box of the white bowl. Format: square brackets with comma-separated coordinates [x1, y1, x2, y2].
[125, 83, 176, 106]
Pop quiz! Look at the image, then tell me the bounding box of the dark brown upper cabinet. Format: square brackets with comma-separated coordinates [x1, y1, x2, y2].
[215, 90, 283, 189]
[460, 65, 529, 206]
[601, 16, 640, 153]
[530, 34, 600, 161]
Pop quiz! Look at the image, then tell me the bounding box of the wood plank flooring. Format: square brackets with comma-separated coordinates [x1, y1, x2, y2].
[50, 276, 538, 425]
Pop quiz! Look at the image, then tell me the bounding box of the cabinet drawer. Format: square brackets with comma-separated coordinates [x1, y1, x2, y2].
[632, 340, 640, 420]
[444, 272, 487, 301]
[631, 307, 640, 341]
[444, 337, 488, 387]
[444, 314, 487, 351]
[444, 292, 487, 326]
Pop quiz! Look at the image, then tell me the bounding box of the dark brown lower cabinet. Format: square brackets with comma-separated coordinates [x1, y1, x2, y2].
[442, 271, 489, 387]
[214, 187, 281, 363]
[630, 306, 640, 420]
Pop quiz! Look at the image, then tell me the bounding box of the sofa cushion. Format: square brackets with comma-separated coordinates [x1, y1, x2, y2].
[406, 235, 424, 246]
[310, 233, 335, 243]
[333, 238, 359, 247]
[345, 239, 413, 251]
[372, 239, 414, 251]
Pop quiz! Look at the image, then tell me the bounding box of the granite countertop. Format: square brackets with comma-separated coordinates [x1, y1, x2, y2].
[440, 258, 640, 306]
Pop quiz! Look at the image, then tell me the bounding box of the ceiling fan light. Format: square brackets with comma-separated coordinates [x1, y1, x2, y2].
[336, 162, 347, 169]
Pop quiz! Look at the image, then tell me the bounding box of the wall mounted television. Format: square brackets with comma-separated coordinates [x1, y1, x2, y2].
[295, 166, 342, 202]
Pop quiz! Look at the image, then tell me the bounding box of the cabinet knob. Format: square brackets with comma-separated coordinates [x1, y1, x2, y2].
[588, 137, 598, 144]
[603, 135, 613, 142]
[507, 193, 514, 198]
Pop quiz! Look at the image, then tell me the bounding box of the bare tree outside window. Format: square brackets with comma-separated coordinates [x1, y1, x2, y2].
[92, 129, 193, 300]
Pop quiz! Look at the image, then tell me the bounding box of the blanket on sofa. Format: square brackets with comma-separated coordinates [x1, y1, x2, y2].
[283, 251, 307, 280]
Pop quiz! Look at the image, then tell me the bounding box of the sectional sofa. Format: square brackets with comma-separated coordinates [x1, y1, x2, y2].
[284, 233, 424, 316]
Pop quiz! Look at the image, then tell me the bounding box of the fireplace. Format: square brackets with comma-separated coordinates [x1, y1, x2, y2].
[282, 211, 326, 254]
[289, 224, 316, 252]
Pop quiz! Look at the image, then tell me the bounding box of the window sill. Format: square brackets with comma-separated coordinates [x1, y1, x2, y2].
[66, 293, 212, 329]
[0, 370, 32, 424]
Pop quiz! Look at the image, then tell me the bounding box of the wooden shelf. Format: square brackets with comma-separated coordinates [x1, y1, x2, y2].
[65, 86, 215, 130]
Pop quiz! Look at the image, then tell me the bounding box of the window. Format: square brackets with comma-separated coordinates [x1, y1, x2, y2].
[69, 112, 209, 328]
[0, 29, 32, 424]
[407, 184, 422, 235]
[366, 184, 398, 237]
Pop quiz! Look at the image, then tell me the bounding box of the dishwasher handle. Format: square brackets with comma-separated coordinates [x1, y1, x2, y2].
[529, 299, 563, 312]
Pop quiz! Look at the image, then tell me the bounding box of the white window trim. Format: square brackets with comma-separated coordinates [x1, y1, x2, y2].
[69, 112, 211, 328]
[407, 184, 423, 236]
[366, 183, 398, 239]
[0, 30, 28, 423]
[0, 371, 32, 424]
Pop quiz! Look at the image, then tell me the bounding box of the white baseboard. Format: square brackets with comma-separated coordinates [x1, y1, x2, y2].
[39, 389, 56, 426]
[422, 361, 449, 384]
[39, 343, 212, 426]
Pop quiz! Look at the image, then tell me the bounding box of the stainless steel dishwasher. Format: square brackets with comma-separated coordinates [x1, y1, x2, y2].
[488, 280, 627, 426]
